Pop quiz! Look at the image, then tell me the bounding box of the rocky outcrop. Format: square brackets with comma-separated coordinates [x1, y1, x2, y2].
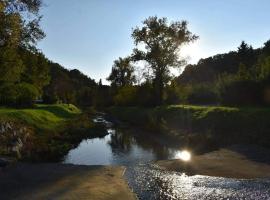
[0, 121, 34, 159]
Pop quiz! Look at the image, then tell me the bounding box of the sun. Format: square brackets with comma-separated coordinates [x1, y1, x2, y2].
[181, 42, 202, 65]
[175, 150, 191, 161]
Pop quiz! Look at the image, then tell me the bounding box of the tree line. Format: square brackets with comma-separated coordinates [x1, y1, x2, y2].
[106, 17, 270, 107]
[175, 40, 270, 106]
[1, 0, 270, 108]
[0, 0, 102, 107]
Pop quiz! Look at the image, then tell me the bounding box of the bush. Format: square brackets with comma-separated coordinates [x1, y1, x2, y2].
[0, 83, 39, 107]
[218, 79, 261, 106]
[136, 83, 156, 107]
[114, 86, 137, 106]
[43, 93, 58, 104]
[187, 84, 218, 105]
[15, 83, 39, 107]
[0, 83, 18, 106]
[164, 83, 182, 104]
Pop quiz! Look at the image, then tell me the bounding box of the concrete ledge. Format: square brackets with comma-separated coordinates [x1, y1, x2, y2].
[0, 163, 136, 200]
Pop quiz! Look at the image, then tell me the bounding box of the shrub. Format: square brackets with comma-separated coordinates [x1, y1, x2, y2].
[114, 86, 137, 106]
[164, 83, 182, 104]
[135, 83, 156, 107]
[218, 79, 261, 106]
[187, 84, 218, 105]
[0, 83, 18, 106]
[15, 83, 39, 107]
[43, 93, 58, 104]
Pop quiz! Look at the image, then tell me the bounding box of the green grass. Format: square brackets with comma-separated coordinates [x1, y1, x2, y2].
[0, 104, 111, 161]
[0, 104, 81, 131]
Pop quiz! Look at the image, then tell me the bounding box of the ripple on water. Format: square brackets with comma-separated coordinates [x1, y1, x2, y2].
[125, 164, 270, 200]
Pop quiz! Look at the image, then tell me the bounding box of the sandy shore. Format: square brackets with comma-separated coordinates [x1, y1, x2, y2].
[157, 146, 270, 179]
[0, 163, 136, 200]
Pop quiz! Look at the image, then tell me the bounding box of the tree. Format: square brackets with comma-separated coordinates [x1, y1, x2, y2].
[237, 41, 255, 68]
[237, 63, 252, 80]
[131, 16, 198, 104]
[20, 50, 50, 93]
[107, 57, 136, 87]
[263, 40, 270, 55]
[0, 0, 45, 102]
[257, 56, 270, 81]
[0, 46, 24, 83]
[0, 0, 45, 50]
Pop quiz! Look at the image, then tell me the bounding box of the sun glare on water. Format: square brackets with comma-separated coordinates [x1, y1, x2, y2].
[175, 150, 191, 161]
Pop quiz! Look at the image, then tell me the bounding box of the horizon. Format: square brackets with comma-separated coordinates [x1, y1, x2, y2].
[38, 0, 270, 83]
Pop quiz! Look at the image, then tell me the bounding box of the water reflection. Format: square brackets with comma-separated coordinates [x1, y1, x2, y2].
[63, 116, 270, 200]
[108, 130, 132, 154]
[63, 125, 183, 166]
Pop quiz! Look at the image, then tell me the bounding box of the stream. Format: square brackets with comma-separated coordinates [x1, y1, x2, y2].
[63, 115, 270, 200]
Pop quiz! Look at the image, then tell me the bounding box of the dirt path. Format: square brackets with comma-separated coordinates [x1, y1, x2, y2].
[157, 146, 270, 179]
[0, 163, 136, 200]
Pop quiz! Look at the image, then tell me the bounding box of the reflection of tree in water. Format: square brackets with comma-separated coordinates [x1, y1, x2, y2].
[132, 132, 172, 160]
[109, 128, 179, 160]
[107, 130, 133, 154]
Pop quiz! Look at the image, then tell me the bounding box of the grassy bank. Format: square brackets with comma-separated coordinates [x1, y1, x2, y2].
[0, 104, 107, 161]
[0, 104, 81, 131]
[108, 105, 270, 151]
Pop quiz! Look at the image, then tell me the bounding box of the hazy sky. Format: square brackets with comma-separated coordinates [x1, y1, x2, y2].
[38, 0, 270, 83]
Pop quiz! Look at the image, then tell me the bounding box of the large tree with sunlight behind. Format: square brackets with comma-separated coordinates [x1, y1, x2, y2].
[132, 16, 198, 105]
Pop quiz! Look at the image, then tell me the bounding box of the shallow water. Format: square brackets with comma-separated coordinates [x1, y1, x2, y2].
[126, 164, 270, 199]
[63, 116, 270, 200]
[63, 129, 184, 166]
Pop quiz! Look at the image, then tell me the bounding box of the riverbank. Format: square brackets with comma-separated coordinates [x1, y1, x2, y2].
[0, 163, 136, 200]
[108, 105, 270, 151]
[0, 104, 81, 131]
[157, 145, 270, 179]
[0, 104, 108, 161]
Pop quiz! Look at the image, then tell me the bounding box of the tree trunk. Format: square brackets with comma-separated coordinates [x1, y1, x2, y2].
[154, 71, 164, 105]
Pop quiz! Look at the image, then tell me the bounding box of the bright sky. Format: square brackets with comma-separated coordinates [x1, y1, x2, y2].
[38, 0, 270, 83]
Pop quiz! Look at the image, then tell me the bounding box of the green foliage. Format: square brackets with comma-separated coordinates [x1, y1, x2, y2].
[108, 105, 270, 148]
[76, 86, 94, 107]
[0, 0, 45, 49]
[20, 50, 50, 93]
[217, 74, 261, 106]
[113, 86, 138, 106]
[43, 62, 97, 105]
[132, 16, 198, 104]
[237, 63, 253, 80]
[164, 82, 182, 104]
[136, 82, 156, 106]
[0, 47, 24, 83]
[0, 0, 51, 108]
[15, 83, 39, 107]
[0, 83, 38, 107]
[107, 57, 136, 88]
[177, 41, 257, 85]
[186, 84, 218, 105]
[174, 40, 270, 106]
[0, 104, 108, 161]
[256, 56, 270, 81]
[93, 85, 113, 108]
[0, 83, 18, 105]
